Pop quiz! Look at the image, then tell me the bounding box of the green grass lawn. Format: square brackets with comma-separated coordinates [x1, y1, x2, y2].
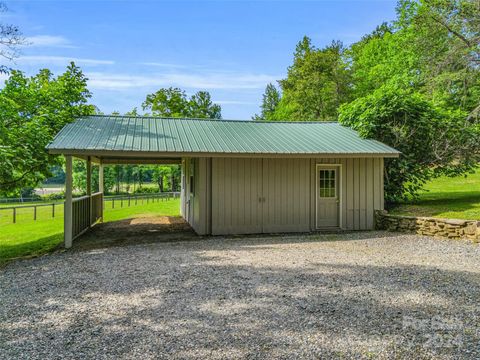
[0, 198, 181, 265]
[390, 170, 480, 220]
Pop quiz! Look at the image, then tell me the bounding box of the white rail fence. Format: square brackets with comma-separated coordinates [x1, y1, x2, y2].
[0, 192, 180, 225]
[72, 192, 104, 240]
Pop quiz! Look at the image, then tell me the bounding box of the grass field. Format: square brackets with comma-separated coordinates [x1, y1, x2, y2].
[0, 199, 181, 265]
[390, 170, 480, 220]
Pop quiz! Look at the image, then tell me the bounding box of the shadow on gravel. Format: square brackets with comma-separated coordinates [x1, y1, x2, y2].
[1, 232, 479, 358]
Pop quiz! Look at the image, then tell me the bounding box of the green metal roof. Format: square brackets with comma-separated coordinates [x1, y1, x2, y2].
[47, 116, 400, 157]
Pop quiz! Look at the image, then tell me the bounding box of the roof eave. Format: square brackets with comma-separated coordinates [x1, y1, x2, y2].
[47, 148, 400, 159]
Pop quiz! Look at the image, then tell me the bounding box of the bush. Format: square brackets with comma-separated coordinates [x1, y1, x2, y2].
[339, 86, 479, 203]
[133, 187, 160, 194]
[42, 192, 65, 201]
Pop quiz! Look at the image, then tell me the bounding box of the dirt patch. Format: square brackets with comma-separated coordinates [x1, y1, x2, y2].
[73, 216, 197, 250]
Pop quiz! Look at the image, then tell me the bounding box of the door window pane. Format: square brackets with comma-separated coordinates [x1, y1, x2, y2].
[319, 169, 336, 198]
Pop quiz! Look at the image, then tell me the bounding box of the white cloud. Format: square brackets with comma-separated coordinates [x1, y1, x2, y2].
[140, 62, 189, 69]
[17, 55, 115, 66]
[86, 71, 279, 90]
[25, 35, 76, 48]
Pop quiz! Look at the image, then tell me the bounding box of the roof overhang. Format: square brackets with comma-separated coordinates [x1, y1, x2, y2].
[49, 148, 400, 164]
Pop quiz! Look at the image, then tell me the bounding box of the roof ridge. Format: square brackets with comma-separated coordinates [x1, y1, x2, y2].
[84, 114, 339, 124]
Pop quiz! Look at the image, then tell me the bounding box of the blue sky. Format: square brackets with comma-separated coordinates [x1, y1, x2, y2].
[5, 1, 397, 119]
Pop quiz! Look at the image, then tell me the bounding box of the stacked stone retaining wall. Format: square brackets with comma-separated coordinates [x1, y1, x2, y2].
[375, 211, 480, 242]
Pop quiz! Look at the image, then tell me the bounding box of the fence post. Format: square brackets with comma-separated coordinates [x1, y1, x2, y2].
[13, 207, 16, 223]
[34, 206, 37, 221]
[52, 203, 55, 218]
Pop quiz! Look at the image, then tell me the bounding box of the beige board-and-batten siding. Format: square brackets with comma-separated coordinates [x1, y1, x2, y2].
[182, 157, 385, 235]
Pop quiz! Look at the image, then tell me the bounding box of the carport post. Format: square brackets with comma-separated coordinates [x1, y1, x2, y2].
[64, 155, 73, 249]
[98, 163, 104, 222]
[86, 156, 92, 224]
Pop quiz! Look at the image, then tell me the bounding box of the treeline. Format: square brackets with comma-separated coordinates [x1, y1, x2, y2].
[72, 163, 181, 195]
[0, 68, 220, 197]
[254, 0, 480, 202]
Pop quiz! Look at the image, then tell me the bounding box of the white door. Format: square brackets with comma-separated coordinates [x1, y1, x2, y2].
[316, 168, 339, 228]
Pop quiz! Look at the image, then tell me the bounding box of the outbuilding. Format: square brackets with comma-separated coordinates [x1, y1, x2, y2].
[47, 115, 399, 247]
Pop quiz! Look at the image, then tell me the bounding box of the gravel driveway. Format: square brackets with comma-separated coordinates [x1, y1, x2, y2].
[1, 231, 479, 359]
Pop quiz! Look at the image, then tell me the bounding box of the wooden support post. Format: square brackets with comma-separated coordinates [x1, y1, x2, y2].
[86, 156, 92, 225]
[64, 155, 73, 249]
[98, 163, 104, 222]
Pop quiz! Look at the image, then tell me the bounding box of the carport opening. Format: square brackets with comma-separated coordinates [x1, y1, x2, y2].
[63, 155, 197, 249]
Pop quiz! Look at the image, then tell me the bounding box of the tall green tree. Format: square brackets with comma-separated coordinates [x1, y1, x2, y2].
[152, 166, 171, 192]
[0, 63, 95, 194]
[341, 0, 480, 201]
[253, 83, 281, 120]
[399, 0, 480, 115]
[275, 37, 352, 120]
[142, 87, 221, 119]
[72, 160, 115, 194]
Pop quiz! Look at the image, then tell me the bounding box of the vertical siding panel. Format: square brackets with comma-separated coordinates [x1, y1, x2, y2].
[225, 158, 231, 231]
[353, 158, 360, 229]
[304, 159, 309, 226]
[346, 158, 354, 230]
[218, 158, 224, 232]
[263, 159, 269, 230]
[380, 158, 385, 210]
[257, 158, 263, 229]
[277, 160, 282, 226]
[244, 158, 251, 228]
[238, 158, 244, 228]
[282, 159, 288, 225]
[359, 158, 366, 230]
[211, 159, 217, 231]
[373, 158, 380, 210]
[341, 158, 347, 229]
[214, 158, 220, 232]
[219, 158, 225, 232]
[292, 159, 298, 225]
[310, 159, 316, 230]
[366, 158, 374, 229]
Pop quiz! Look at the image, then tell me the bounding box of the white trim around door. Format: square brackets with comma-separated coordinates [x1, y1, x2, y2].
[315, 164, 343, 229]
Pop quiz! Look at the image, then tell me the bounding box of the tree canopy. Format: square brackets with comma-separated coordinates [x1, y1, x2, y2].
[0, 63, 95, 194]
[253, 83, 281, 120]
[259, 0, 479, 201]
[142, 87, 221, 119]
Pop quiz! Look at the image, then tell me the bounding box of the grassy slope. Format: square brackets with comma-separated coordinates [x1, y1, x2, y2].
[390, 170, 480, 220]
[0, 199, 181, 264]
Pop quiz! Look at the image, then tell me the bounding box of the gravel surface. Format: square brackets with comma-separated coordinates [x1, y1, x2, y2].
[1, 231, 479, 359]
